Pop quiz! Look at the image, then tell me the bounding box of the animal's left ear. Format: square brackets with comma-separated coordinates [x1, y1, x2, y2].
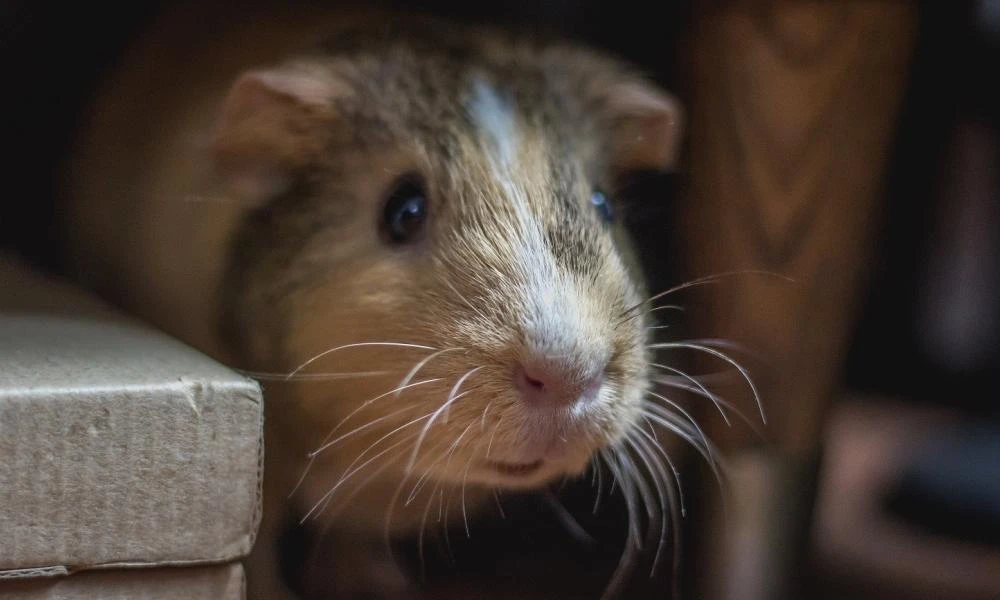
[208, 63, 348, 203]
[605, 81, 685, 172]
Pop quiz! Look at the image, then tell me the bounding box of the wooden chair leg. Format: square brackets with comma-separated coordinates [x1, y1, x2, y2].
[677, 3, 918, 598]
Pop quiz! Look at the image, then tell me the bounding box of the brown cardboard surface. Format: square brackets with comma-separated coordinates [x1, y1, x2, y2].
[0, 254, 263, 576]
[0, 563, 245, 599]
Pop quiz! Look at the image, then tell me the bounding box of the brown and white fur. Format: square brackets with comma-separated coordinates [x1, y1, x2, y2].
[61, 3, 690, 599]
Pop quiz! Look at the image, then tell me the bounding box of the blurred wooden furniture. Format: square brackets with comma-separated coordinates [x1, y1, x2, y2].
[677, 3, 918, 598]
[810, 397, 1000, 600]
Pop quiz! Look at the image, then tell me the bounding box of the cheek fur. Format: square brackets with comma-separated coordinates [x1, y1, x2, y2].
[270, 199, 651, 495]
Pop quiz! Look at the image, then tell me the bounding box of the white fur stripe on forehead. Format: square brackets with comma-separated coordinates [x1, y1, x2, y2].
[467, 78, 537, 232]
[469, 78, 519, 167]
[467, 80, 600, 365]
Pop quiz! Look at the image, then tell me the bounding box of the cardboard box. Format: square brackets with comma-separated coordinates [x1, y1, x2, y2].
[0, 254, 263, 594]
[0, 563, 245, 599]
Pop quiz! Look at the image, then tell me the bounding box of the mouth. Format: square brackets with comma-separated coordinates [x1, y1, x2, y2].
[483, 458, 545, 478]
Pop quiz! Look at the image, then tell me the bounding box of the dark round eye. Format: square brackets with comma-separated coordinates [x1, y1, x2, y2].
[382, 178, 428, 244]
[591, 189, 613, 223]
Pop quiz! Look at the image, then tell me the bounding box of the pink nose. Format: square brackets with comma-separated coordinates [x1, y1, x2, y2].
[514, 360, 605, 408]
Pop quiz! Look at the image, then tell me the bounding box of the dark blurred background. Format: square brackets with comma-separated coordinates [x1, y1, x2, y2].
[2, 1, 997, 599]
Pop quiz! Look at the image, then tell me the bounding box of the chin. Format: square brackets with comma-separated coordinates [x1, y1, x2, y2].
[457, 440, 598, 490]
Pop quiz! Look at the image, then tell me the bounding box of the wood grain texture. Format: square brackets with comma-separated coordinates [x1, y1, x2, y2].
[681, 0, 918, 454]
[677, 3, 918, 599]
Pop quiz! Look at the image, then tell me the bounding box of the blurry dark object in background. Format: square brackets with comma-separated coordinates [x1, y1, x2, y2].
[0, 2, 170, 273]
[915, 121, 999, 380]
[844, 0, 1000, 412]
[811, 399, 1000, 600]
[811, 2, 1000, 599]
[884, 421, 1000, 548]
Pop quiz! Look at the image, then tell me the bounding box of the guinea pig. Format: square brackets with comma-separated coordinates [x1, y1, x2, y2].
[61, 4, 696, 599]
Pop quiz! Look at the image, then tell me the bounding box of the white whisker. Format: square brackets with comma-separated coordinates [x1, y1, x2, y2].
[544, 490, 595, 545]
[649, 342, 766, 424]
[652, 376, 764, 437]
[649, 304, 685, 314]
[632, 427, 685, 518]
[486, 413, 506, 459]
[593, 454, 605, 515]
[619, 446, 656, 528]
[642, 415, 659, 442]
[324, 378, 443, 445]
[641, 401, 717, 473]
[332, 408, 438, 490]
[642, 404, 727, 498]
[301, 432, 417, 523]
[493, 487, 505, 519]
[239, 369, 392, 381]
[630, 430, 681, 595]
[620, 270, 794, 321]
[480, 400, 494, 431]
[645, 391, 715, 462]
[406, 367, 482, 472]
[623, 433, 668, 575]
[288, 342, 437, 379]
[288, 378, 441, 498]
[651, 362, 731, 426]
[605, 448, 642, 549]
[406, 422, 473, 505]
[317, 449, 398, 522]
[385, 433, 458, 549]
[654, 337, 753, 356]
[655, 370, 739, 386]
[461, 453, 477, 538]
[307, 402, 422, 459]
[394, 347, 464, 399]
[599, 447, 641, 600]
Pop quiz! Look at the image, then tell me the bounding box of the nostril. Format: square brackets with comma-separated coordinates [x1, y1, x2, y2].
[514, 361, 606, 408]
[515, 366, 548, 394]
[523, 371, 545, 390]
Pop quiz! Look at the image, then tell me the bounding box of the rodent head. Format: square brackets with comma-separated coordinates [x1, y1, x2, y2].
[215, 21, 682, 504]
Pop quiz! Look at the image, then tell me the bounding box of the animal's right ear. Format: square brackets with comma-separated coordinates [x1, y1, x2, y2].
[605, 80, 685, 173]
[209, 65, 348, 203]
